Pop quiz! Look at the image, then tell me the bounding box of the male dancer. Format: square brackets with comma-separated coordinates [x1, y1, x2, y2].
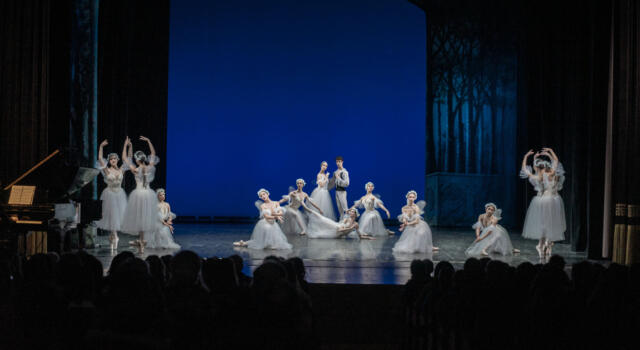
[331, 156, 350, 219]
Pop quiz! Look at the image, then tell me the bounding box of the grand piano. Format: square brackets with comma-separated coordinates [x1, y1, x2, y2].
[0, 149, 102, 254]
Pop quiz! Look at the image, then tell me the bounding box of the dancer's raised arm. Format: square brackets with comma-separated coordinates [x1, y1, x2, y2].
[139, 136, 157, 165]
[98, 139, 108, 168]
[122, 137, 136, 171]
[520, 150, 535, 177]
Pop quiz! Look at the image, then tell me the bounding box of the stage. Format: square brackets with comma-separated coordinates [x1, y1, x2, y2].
[90, 223, 588, 284]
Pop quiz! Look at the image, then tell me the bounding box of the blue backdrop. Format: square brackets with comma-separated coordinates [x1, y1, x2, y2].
[167, 0, 425, 216]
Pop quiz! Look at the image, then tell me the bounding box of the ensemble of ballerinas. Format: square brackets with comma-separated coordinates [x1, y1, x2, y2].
[93, 141, 566, 258]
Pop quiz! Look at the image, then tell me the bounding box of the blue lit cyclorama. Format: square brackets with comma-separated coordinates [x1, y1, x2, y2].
[167, 0, 425, 217]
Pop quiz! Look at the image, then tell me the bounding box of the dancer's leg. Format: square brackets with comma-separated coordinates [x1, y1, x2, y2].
[336, 191, 348, 218]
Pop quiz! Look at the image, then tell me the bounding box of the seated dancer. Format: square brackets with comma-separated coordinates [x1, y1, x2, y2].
[392, 190, 438, 253]
[146, 188, 181, 249]
[465, 203, 519, 256]
[350, 182, 394, 237]
[279, 179, 322, 236]
[305, 205, 373, 239]
[234, 189, 292, 250]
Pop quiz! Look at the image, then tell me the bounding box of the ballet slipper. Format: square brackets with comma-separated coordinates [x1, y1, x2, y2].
[481, 249, 489, 256]
[513, 248, 520, 254]
[432, 247, 440, 251]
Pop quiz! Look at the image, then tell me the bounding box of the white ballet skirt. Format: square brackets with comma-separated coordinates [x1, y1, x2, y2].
[392, 213, 433, 253]
[94, 160, 128, 231]
[355, 197, 389, 237]
[247, 208, 292, 250]
[520, 167, 566, 242]
[120, 156, 160, 235]
[280, 192, 308, 235]
[146, 203, 180, 249]
[310, 173, 336, 221]
[306, 209, 359, 239]
[466, 221, 514, 256]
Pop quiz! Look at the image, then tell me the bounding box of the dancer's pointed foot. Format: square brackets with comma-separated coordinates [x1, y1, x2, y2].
[432, 247, 440, 251]
[360, 234, 375, 240]
[513, 248, 520, 254]
[481, 249, 489, 256]
[233, 240, 248, 247]
[535, 244, 544, 258]
[544, 242, 553, 256]
[387, 229, 395, 236]
[300, 231, 307, 236]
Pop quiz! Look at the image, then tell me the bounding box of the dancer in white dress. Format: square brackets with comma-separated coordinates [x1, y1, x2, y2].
[305, 206, 373, 239]
[465, 203, 519, 256]
[95, 139, 129, 250]
[146, 188, 181, 249]
[234, 189, 292, 250]
[350, 182, 394, 237]
[278, 179, 322, 236]
[310, 161, 336, 221]
[120, 136, 160, 252]
[392, 191, 438, 253]
[520, 147, 566, 258]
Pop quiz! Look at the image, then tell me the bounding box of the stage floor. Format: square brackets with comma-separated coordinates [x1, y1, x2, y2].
[90, 223, 588, 284]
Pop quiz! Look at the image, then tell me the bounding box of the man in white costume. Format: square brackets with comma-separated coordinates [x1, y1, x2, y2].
[329, 156, 350, 219]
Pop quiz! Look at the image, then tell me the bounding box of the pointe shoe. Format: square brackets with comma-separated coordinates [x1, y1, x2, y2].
[513, 248, 520, 254]
[109, 234, 115, 250]
[535, 244, 544, 258]
[300, 231, 307, 236]
[544, 242, 553, 257]
[113, 237, 119, 250]
[432, 247, 440, 251]
[481, 249, 489, 256]
[387, 229, 395, 236]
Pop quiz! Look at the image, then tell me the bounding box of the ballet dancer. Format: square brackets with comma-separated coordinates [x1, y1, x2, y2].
[520, 147, 566, 258]
[234, 189, 292, 250]
[309, 161, 336, 221]
[392, 190, 438, 253]
[146, 188, 181, 249]
[120, 136, 160, 253]
[330, 156, 350, 219]
[465, 203, 519, 256]
[95, 139, 129, 250]
[304, 201, 373, 239]
[350, 182, 394, 237]
[279, 179, 323, 236]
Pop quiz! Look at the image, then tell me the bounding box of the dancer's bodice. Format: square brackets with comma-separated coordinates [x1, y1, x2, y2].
[102, 168, 124, 191]
[261, 206, 283, 223]
[133, 165, 156, 189]
[287, 192, 305, 209]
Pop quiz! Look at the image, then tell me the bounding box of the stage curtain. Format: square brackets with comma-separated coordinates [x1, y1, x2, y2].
[608, 0, 640, 265]
[517, 0, 611, 257]
[97, 0, 170, 192]
[0, 0, 55, 184]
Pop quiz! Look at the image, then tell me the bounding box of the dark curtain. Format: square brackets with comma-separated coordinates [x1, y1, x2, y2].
[0, 0, 72, 186]
[517, 0, 611, 256]
[97, 0, 170, 192]
[609, 0, 640, 264]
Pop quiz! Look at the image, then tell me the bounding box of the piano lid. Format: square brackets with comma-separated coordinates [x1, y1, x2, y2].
[2, 149, 100, 204]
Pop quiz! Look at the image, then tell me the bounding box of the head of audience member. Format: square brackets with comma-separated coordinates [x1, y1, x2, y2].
[169, 250, 202, 287]
[202, 257, 238, 295]
[146, 255, 167, 287]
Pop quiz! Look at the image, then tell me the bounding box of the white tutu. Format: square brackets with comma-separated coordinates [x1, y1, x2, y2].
[466, 223, 514, 256]
[392, 214, 433, 253]
[521, 194, 566, 241]
[247, 208, 292, 250]
[280, 207, 307, 235]
[354, 196, 389, 237]
[310, 182, 336, 221]
[146, 204, 180, 249]
[96, 187, 127, 231]
[306, 210, 358, 239]
[121, 188, 158, 234]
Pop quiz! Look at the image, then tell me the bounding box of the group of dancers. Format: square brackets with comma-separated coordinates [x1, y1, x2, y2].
[232, 149, 566, 258]
[94, 137, 180, 252]
[92, 142, 566, 259]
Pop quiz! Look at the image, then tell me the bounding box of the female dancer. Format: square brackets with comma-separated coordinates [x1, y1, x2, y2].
[146, 188, 181, 249]
[95, 139, 129, 250]
[279, 179, 322, 236]
[520, 147, 566, 258]
[309, 161, 336, 221]
[234, 189, 292, 250]
[465, 203, 519, 256]
[350, 182, 393, 237]
[120, 136, 160, 252]
[392, 191, 438, 253]
[305, 206, 373, 239]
